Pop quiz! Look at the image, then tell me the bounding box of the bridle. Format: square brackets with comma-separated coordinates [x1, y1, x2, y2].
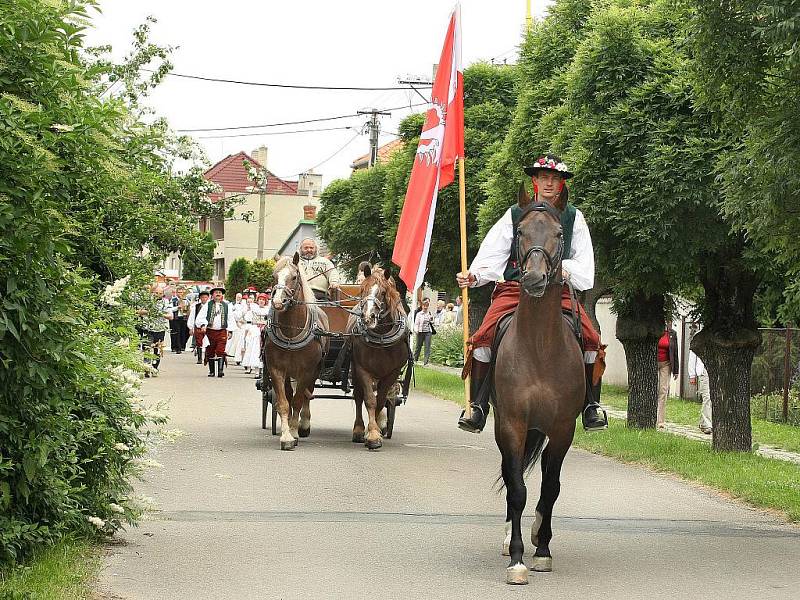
[515, 201, 564, 286]
[271, 266, 300, 309]
[356, 280, 407, 346]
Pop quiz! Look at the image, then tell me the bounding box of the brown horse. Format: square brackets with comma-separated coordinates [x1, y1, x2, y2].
[350, 265, 409, 450]
[493, 201, 585, 584]
[265, 253, 330, 451]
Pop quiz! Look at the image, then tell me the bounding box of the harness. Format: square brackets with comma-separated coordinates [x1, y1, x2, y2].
[354, 288, 408, 347]
[504, 202, 576, 282]
[266, 280, 326, 351]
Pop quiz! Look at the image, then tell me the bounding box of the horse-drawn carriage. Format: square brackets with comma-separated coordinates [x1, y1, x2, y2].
[256, 271, 413, 448]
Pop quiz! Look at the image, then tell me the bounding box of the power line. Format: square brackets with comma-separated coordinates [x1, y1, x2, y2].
[196, 125, 354, 140]
[176, 102, 429, 133]
[151, 69, 432, 91]
[273, 132, 364, 180]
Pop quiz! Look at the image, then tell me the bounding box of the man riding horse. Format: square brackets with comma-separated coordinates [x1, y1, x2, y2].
[456, 154, 607, 434]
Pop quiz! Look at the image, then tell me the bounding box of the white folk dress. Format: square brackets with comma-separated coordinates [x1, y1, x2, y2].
[241, 305, 268, 369]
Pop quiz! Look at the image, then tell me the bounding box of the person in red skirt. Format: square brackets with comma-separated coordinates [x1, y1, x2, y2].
[187, 288, 211, 364]
[194, 286, 234, 378]
[456, 155, 607, 433]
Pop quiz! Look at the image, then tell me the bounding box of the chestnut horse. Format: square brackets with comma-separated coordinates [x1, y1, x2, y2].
[265, 253, 330, 451]
[493, 202, 585, 584]
[350, 266, 408, 450]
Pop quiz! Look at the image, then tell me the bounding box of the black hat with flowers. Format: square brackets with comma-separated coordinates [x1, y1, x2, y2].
[210, 286, 226, 295]
[524, 154, 574, 179]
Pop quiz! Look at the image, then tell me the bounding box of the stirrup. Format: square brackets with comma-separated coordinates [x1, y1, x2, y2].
[458, 405, 487, 434]
[582, 403, 608, 431]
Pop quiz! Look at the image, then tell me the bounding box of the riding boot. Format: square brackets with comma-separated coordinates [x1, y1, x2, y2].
[207, 358, 216, 377]
[458, 360, 491, 434]
[217, 357, 225, 378]
[582, 363, 608, 431]
[196, 347, 203, 365]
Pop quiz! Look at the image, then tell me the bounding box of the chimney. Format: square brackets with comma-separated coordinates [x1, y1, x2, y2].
[303, 204, 317, 220]
[251, 145, 268, 168]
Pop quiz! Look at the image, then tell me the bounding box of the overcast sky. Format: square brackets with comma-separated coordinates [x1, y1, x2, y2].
[85, 1, 550, 186]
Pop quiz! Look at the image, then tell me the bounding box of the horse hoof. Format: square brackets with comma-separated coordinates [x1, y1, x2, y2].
[365, 438, 382, 451]
[506, 564, 528, 585]
[380, 427, 388, 437]
[531, 556, 552, 572]
[352, 432, 365, 444]
[298, 427, 310, 438]
[280, 440, 296, 451]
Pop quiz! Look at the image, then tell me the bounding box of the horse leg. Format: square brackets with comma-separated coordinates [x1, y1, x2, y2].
[299, 385, 313, 438]
[272, 373, 295, 451]
[376, 376, 392, 437]
[498, 427, 529, 584]
[358, 369, 382, 450]
[352, 384, 365, 444]
[286, 378, 301, 445]
[531, 433, 571, 573]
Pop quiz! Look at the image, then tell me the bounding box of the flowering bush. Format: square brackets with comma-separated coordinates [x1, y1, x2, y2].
[428, 327, 465, 367]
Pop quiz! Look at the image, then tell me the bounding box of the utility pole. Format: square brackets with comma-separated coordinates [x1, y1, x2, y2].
[357, 109, 391, 167]
[526, 0, 533, 29]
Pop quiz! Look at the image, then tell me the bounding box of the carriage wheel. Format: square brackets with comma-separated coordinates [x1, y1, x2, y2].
[385, 399, 396, 439]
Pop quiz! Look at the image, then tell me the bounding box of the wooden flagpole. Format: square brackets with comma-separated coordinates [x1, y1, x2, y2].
[458, 156, 471, 414]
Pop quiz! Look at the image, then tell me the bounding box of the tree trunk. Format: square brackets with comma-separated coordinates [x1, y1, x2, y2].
[615, 292, 666, 429]
[694, 239, 761, 452]
[693, 330, 760, 451]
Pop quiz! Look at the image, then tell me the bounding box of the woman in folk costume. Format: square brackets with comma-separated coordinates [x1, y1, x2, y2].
[194, 287, 235, 378]
[228, 289, 253, 363]
[242, 292, 269, 378]
[456, 154, 607, 434]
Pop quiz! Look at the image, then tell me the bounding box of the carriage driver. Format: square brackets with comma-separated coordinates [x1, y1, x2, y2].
[298, 238, 340, 302]
[456, 154, 608, 434]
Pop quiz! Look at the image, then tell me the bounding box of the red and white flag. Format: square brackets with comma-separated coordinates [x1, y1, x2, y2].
[392, 4, 464, 292]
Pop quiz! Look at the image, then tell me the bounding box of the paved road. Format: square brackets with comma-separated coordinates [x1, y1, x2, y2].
[99, 353, 800, 600]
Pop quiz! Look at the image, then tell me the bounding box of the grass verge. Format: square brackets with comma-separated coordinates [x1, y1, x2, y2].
[413, 366, 800, 521]
[0, 539, 100, 599]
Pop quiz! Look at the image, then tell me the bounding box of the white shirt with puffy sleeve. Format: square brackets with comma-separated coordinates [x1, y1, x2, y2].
[468, 206, 595, 291]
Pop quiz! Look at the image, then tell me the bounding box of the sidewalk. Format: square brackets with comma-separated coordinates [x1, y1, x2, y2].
[420, 364, 800, 466]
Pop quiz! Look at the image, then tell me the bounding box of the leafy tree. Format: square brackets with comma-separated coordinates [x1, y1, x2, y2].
[685, 0, 800, 450]
[0, 0, 208, 564]
[182, 231, 215, 281]
[248, 259, 276, 292]
[226, 257, 251, 295]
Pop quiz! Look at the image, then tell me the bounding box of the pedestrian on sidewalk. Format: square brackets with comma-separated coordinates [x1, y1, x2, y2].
[414, 298, 434, 365]
[689, 348, 712, 434]
[657, 322, 679, 428]
[195, 287, 234, 378]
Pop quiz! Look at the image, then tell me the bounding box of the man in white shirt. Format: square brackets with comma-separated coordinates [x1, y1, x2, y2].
[456, 155, 606, 434]
[298, 238, 340, 301]
[194, 286, 235, 378]
[187, 289, 210, 364]
[688, 348, 712, 434]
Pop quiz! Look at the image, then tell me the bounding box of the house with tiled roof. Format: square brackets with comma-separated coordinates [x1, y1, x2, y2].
[350, 139, 404, 170]
[199, 146, 323, 280]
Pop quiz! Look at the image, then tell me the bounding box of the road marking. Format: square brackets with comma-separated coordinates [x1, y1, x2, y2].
[149, 510, 800, 538]
[403, 443, 486, 450]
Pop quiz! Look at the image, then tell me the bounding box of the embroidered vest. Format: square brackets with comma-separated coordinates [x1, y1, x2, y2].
[205, 301, 229, 329]
[503, 202, 576, 282]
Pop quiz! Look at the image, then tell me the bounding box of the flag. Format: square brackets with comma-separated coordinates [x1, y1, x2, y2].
[392, 4, 464, 292]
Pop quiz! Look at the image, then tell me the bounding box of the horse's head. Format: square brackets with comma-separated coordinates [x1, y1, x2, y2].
[271, 253, 302, 312]
[516, 202, 564, 298]
[359, 265, 402, 329]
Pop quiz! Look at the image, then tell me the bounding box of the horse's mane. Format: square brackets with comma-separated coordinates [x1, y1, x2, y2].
[274, 256, 316, 304]
[360, 269, 404, 317]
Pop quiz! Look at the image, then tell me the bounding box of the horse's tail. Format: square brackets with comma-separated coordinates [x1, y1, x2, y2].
[495, 429, 548, 490]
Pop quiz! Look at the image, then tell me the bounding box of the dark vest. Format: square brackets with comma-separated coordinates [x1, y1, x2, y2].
[503, 203, 576, 282]
[204, 301, 229, 330]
